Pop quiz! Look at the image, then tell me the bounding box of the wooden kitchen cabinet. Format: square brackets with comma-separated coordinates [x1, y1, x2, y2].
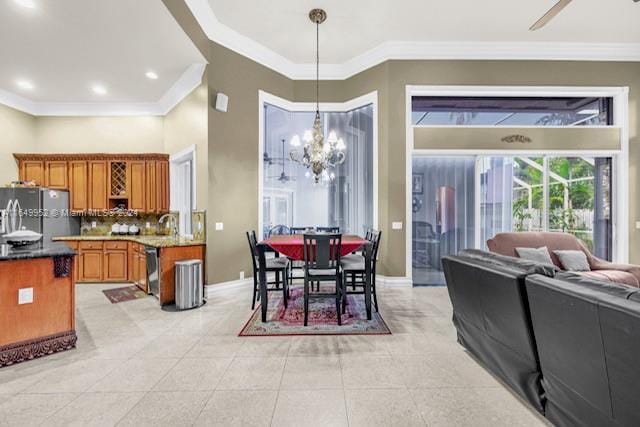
[88, 161, 108, 211]
[68, 161, 88, 212]
[145, 161, 157, 213]
[64, 241, 80, 280]
[137, 246, 148, 292]
[79, 251, 103, 282]
[44, 161, 68, 189]
[104, 249, 128, 282]
[128, 161, 146, 212]
[157, 160, 170, 213]
[20, 161, 44, 185]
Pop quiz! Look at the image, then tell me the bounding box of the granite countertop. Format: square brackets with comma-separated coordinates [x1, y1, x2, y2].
[52, 235, 206, 248]
[0, 242, 76, 261]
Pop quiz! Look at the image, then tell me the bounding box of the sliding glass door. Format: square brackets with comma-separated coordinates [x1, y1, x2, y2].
[412, 157, 475, 286]
[412, 154, 614, 286]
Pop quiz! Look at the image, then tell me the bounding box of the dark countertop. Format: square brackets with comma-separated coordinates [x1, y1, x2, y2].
[0, 242, 76, 262]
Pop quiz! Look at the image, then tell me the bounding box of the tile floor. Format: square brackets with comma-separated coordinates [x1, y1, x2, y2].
[0, 283, 549, 426]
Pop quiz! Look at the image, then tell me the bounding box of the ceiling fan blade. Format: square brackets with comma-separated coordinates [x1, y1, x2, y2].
[529, 0, 572, 31]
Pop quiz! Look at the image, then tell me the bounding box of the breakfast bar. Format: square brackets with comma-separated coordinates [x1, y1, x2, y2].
[0, 243, 77, 367]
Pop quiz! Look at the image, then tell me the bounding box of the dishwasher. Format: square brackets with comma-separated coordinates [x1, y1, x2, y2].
[145, 246, 161, 301]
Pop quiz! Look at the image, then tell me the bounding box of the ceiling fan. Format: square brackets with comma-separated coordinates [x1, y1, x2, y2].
[531, 0, 639, 31]
[266, 139, 296, 184]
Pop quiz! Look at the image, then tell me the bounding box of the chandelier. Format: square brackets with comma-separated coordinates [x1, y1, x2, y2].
[290, 8, 346, 184]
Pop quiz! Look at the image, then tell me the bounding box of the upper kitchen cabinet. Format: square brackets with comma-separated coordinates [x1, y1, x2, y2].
[20, 160, 44, 186]
[44, 161, 68, 189]
[68, 161, 88, 212]
[88, 160, 108, 211]
[14, 154, 170, 214]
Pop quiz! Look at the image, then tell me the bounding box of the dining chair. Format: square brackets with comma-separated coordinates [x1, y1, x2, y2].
[268, 225, 291, 236]
[317, 226, 340, 233]
[246, 231, 290, 310]
[288, 227, 314, 285]
[340, 230, 382, 312]
[290, 226, 314, 234]
[302, 233, 344, 326]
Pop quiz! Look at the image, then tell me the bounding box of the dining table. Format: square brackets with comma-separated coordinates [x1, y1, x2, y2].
[257, 234, 373, 323]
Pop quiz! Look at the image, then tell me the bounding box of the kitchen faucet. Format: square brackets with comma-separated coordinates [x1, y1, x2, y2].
[158, 213, 179, 239]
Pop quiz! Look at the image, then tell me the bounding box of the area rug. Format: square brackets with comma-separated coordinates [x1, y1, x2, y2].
[102, 286, 148, 304]
[239, 287, 392, 336]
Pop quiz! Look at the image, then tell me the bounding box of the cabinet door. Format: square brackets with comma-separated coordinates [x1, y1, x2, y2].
[88, 161, 108, 211]
[137, 251, 148, 292]
[156, 161, 170, 213]
[68, 161, 88, 212]
[21, 161, 44, 185]
[104, 250, 128, 282]
[127, 161, 146, 212]
[64, 241, 80, 280]
[79, 250, 103, 282]
[44, 161, 68, 189]
[145, 161, 157, 213]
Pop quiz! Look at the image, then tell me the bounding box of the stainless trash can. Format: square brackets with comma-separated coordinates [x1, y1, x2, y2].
[175, 259, 204, 310]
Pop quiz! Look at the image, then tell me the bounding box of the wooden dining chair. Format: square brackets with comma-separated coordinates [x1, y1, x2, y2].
[340, 230, 382, 312]
[317, 226, 340, 233]
[302, 233, 344, 326]
[246, 231, 290, 310]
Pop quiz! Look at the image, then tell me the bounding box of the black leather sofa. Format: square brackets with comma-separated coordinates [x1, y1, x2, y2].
[443, 250, 640, 427]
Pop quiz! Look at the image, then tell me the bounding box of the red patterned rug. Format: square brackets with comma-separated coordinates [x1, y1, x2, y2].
[102, 286, 148, 304]
[239, 286, 392, 336]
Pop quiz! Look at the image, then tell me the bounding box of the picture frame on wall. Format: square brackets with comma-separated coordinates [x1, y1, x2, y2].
[412, 173, 424, 194]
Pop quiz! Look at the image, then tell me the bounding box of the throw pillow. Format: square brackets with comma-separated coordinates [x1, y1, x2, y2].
[554, 250, 591, 272]
[515, 246, 554, 265]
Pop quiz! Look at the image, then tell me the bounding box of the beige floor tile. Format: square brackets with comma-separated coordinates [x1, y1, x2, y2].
[396, 353, 499, 389]
[410, 387, 546, 427]
[0, 393, 78, 425]
[345, 388, 426, 427]
[26, 358, 120, 393]
[153, 358, 233, 391]
[288, 336, 341, 356]
[217, 357, 285, 390]
[383, 332, 459, 356]
[237, 337, 292, 357]
[281, 356, 342, 390]
[133, 335, 200, 359]
[271, 389, 348, 427]
[341, 355, 406, 389]
[338, 335, 391, 356]
[47, 391, 145, 427]
[184, 336, 245, 358]
[194, 390, 278, 426]
[89, 358, 178, 392]
[118, 391, 211, 427]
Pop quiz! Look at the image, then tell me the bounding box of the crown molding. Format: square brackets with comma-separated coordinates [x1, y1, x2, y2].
[186, 0, 640, 80]
[0, 63, 206, 117]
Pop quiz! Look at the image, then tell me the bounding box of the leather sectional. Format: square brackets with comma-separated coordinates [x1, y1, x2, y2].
[442, 249, 640, 427]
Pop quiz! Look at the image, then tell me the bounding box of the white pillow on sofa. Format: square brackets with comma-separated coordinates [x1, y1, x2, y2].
[515, 246, 553, 265]
[553, 250, 591, 272]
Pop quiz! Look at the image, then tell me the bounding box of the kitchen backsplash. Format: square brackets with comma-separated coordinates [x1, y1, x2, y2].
[80, 213, 172, 236]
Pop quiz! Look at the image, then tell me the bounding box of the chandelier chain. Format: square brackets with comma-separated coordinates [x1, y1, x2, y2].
[316, 19, 319, 113]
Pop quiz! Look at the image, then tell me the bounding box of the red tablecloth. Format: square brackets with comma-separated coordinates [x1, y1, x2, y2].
[263, 234, 367, 261]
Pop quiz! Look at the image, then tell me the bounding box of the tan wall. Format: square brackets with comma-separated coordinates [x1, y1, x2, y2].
[0, 103, 36, 186]
[164, 79, 209, 211]
[34, 116, 164, 153]
[206, 42, 294, 283]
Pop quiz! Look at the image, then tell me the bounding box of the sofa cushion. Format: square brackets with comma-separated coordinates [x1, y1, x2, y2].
[554, 250, 591, 272]
[576, 270, 640, 288]
[516, 246, 554, 265]
[487, 232, 591, 268]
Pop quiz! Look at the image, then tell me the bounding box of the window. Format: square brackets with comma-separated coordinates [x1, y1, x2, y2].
[411, 96, 612, 126]
[262, 103, 374, 237]
[170, 147, 196, 237]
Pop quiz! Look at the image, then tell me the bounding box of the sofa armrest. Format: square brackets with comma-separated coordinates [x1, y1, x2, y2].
[590, 258, 640, 283]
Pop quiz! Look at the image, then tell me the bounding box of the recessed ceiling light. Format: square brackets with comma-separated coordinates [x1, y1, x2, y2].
[14, 0, 36, 9]
[16, 79, 34, 90]
[145, 71, 159, 80]
[91, 84, 107, 96]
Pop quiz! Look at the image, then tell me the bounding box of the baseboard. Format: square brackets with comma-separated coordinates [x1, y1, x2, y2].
[377, 276, 413, 287]
[205, 278, 252, 297]
[205, 275, 413, 296]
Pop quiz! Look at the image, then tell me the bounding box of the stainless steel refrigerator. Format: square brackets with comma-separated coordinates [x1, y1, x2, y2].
[0, 188, 80, 243]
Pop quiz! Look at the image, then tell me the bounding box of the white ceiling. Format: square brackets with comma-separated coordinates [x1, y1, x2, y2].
[192, 0, 640, 79]
[0, 0, 206, 115]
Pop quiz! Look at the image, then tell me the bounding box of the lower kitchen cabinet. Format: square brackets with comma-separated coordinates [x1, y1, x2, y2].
[79, 250, 103, 282]
[104, 251, 128, 282]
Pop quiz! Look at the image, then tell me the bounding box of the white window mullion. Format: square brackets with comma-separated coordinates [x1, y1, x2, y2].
[542, 156, 549, 232]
